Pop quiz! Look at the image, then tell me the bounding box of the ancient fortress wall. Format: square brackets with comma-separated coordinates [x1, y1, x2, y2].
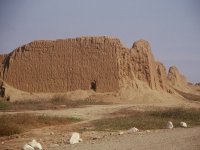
[2, 37, 121, 92]
[0, 54, 7, 79]
[167, 66, 188, 89]
[117, 39, 169, 91]
[0, 36, 186, 93]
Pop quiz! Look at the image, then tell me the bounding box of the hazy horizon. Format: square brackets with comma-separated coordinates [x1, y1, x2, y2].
[0, 0, 199, 83]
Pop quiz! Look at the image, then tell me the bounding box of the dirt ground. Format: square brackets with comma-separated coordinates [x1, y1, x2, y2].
[0, 101, 200, 150]
[1, 84, 200, 150]
[50, 127, 200, 150]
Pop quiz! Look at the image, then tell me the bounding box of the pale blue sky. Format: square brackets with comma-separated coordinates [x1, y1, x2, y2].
[0, 0, 199, 83]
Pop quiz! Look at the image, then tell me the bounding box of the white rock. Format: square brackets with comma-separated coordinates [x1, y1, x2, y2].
[180, 122, 187, 128]
[69, 132, 82, 144]
[166, 121, 173, 129]
[28, 139, 42, 150]
[119, 131, 124, 135]
[22, 144, 34, 150]
[127, 127, 139, 133]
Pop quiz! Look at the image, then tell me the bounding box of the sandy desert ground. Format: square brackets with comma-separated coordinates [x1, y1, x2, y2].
[0, 81, 200, 150]
[0, 95, 200, 150]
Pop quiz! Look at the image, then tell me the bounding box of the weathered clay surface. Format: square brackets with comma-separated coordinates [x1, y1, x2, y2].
[0, 36, 185, 93]
[0, 54, 7, 79]
[156, 62, 169, 91]
[167, 66, 187, 89]
[117, 39, 166, 91]
[2, 37, 121, 92]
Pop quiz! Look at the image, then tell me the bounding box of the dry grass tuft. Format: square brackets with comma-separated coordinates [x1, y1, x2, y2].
[0, 96, 109, 111]
[91, 108, 200, 131]
[0, 113, 80, 137]
[51, 95, 109, 106]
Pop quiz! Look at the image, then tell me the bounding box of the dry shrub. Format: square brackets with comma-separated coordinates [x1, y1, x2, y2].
[0, 113, 80, 137]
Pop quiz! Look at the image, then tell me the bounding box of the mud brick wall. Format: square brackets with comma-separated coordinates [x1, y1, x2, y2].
[1, 37, 175, 93]
[117, 40, 163, 90]
[167, 66, 187, 87]
[156, 62, 168, 90]
[0, 54, 7, 79]
[3, 37, 120, 92]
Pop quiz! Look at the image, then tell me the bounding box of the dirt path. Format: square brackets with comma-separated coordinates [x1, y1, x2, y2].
[0, 103, 191, 120]
[0, 104, 144, 121]
[49, 127, 200, 150]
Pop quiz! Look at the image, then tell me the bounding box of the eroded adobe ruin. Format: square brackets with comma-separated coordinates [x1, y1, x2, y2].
[0, 36, 187, 93]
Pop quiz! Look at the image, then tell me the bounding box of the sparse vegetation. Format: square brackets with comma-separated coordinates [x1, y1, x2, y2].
[51, 95, 109, 106]
[0, 113, 80, 136]
[0, 96, 109, 111]
[91, 108, 200, 131]
[0, 100, 10, 110]
[51, 96, 109, 107]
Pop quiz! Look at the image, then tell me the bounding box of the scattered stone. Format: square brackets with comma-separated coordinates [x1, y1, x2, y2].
[180, 122, 187, 128]
[28, 139, 42, 150]
[60, 105, 66, 108]
[1, 141, 4, 145]
[22, 144, 34, 150]
[69, 132, 82, 144]
[127, 127, 139, 134]
[118, 131, 124, 135]
[146, 130, 150, 133]
[166, 121, 173, 129]
[50, 132, 54, 135]
[92, 137, 98, 140]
